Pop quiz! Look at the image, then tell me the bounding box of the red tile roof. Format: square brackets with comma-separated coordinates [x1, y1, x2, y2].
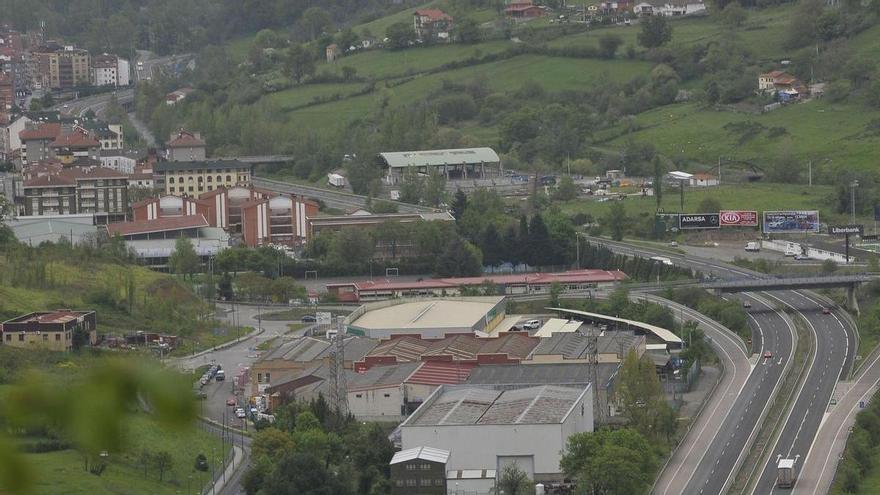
[328, 269, 627, 293]
[19, 122, 61, 141]
[106, 214, 208, 237]
[51, 130, 100, 148]
[167, 130, 205, 148]
[406, 361, 475, 386]
[415, 8, 452, 21]
[23, 174, 76, 188]
[65, 166, 127, 180]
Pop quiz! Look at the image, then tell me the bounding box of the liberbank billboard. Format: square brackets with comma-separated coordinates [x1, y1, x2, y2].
[763, 211, 820, 233]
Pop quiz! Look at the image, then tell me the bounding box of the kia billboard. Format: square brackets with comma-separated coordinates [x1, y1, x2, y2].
[763, 211, 820, 233]
[679, 213, 720, 229]
[720, 210, 759, 227]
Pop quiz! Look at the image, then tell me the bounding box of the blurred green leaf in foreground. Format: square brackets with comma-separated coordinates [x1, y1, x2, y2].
[0, 358, 196, 493]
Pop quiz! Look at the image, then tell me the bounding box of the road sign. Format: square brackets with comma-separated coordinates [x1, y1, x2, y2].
[679, 213, 720, 230]
[720, 210, 758, 227]
[763, 211, 820, 233]
[830, 225, 864, 235]
[316, 312, 332, 326]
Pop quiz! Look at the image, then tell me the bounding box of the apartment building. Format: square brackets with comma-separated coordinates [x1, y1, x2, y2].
[19, 121, 61, 165]
[21, 165, 128, 221]
[132, 186, 318, 247]
[48, 46, 91, 89]
[166, 130, 206, 162]
[50, 129, 100, 165]
[91, 53, 130, 87]
[1, 310, 97, 352]
[154, 159, 252, 196]
[0, 72, 12, 112]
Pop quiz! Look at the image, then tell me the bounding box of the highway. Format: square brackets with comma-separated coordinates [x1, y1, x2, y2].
[252, 176, 435, 214]
[797, 344, 880, 494]
[752, 291, 854, 494]
[585, 237, 856, 494]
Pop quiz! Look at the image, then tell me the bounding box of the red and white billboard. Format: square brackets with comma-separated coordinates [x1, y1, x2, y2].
[720, 210, 759, 227]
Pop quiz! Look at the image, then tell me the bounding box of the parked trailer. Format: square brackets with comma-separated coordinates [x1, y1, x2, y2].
[328, 173, 346, 188]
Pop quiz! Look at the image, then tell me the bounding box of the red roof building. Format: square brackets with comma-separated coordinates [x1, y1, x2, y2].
[414, 9, 453, 42]
[327, 269, 628, 302]
[505, 0, 545, 17]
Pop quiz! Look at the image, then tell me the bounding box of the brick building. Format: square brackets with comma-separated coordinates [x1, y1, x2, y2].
[21, 165, 128, 221]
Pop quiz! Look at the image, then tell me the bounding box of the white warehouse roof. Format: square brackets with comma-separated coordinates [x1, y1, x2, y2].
[379, 148, 500, 169]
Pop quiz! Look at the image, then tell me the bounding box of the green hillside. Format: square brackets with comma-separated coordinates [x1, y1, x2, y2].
[135, 0, 880, 217]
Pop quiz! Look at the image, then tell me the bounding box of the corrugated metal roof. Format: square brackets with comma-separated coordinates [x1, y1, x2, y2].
[548, 308, 682, 345]
[391, 446, 450, 465]
[378, 148, 500, 169]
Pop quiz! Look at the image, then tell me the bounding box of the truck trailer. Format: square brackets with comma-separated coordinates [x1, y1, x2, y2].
[777, 457, 797, 488]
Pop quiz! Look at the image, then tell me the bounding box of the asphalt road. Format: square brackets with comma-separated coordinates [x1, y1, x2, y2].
[797, 345, 880, 494]
[586, 237, 855, 494]
[751, 291, 853, 494]
[173, 303, 310, 495]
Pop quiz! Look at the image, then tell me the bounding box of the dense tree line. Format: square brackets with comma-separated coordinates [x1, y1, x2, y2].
[244, 396, 394, 495]
[0, 0, 408, 55]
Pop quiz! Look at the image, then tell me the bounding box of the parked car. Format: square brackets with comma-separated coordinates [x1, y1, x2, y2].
[523, 319, 542, 330]
[235, 407, 246, 419]
[301, 315, 317, 323]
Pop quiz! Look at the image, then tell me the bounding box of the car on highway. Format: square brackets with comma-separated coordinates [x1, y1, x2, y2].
[235, 407, 246, 418]
[794, 254, 810, 260]
[522, 319, 542, 330]
[743, 300, 752, 308]
[669, 241, 678, 247]
[301, 315, 317, 323]
[763, 350, 773, 359]
[226, 398, 236, 406]
[822, 307, 832, 315]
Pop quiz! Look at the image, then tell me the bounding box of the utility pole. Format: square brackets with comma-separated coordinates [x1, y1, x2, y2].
[679, 179, 685, 211]
[851, 180, 860, 223]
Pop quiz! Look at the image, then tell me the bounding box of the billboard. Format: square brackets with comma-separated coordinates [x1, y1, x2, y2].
[763, 211, 820, 233]
[720, 210, 759, 227]
[679, 213, 720, 230]
[830, 225, 863, 235]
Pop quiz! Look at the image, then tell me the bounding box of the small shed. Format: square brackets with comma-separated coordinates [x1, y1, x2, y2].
[390, 446, 449, 495]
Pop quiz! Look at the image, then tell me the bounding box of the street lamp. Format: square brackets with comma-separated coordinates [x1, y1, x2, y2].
[851, 180, 860, 224]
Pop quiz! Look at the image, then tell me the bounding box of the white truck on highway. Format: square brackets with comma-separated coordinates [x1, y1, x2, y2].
[650, 256, 673, 266]
[745, 241, 760, 252]
[777, 456, 798, 488]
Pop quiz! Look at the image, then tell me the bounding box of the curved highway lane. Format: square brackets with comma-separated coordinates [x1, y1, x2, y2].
[585, 237, 856, 494]
[752, 291, 853, 495]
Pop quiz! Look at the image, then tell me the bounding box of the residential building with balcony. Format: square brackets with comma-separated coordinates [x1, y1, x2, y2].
[21, 165, 128, 222]
[154, 159, 253, 196]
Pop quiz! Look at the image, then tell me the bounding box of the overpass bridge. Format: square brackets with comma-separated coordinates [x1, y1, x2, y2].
[704, 274, 874, 312]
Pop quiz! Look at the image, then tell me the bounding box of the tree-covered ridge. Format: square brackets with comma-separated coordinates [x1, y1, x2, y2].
[0, 0, 406, 56]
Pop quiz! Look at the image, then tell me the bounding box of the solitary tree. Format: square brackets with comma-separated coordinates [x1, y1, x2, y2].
[451, 189, 469, 221]
[598, 34, 623, 59]
[638, 16, 673, 48]
[286, 44, 316, 84]
[386, 22, 416, 50]
[152, 450, 173, 481]
[169, 236, 200, 279]
[605, 201, 627, 241]
[652, 157, 664, 209]
[497, 464, 533, 495]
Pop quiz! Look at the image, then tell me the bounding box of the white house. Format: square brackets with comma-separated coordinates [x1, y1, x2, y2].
[634, 0, 706, 16]
[1, 114, 31, 161]
[690, 173, 719, 187]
